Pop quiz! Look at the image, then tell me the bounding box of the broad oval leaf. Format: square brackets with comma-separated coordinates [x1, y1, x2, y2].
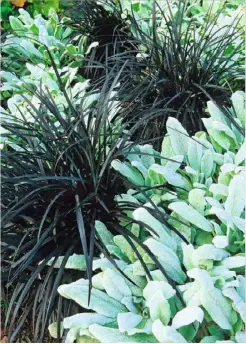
[111, 160, 144, 185]
[46, 254, 86, 271]
[201, 149, 214, 178]
[172, 306, 204, 329]
[92, 258, 128, 271]
[48, 322, 64, 339]
[235, 331, 246, 343]
[149, 164, 185, 187]
[212, 236, 228, 249]
[222, 256, 245, 269]
[187, 268, 214, 290]
[89, 324, 157, 343]
[236, 276, 245, 301]
[9, 16, 26, 32]
[147, 291, 171, 325]
[188, 138, 203, 171]
[95, 221, 114, 246]
[63, 313, 113, 329]
[201, 287, 236, 330]
[166, 117, 189, 156]
[102, 269, 132, 301]
[58, 280, 127, 317]
[65, 328, 80, 343]
[235, 143, 246, 165]
[143, 281, 176, 301]
[188, 189, 206, 214]
[144, 238, 186, 283]
[117, 312, 142, 332]
[152, 320, 187, 343]
[113, 235, 136, 263]
[224, 174, 245, 217]
[133, 207, 177, 252]
[192, 244, 229, 267]
[168, 201, 213, 232]
[161, 136, 176, 166]
[222, 288, 245, 321]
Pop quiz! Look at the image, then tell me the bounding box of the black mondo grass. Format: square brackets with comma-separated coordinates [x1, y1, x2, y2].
[1, 76, 123, 340]
[65, 0, 139, 82]
[99, 0, 245, 146]
[1, 63, 188, 341]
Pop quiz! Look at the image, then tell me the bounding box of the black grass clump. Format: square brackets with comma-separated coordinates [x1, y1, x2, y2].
[65, 0, 138, 82]
[96, 0, 244, 146]
[1, 64, 188, 341]
[60, 0, 244, 147]
[0, 73, 124, 340]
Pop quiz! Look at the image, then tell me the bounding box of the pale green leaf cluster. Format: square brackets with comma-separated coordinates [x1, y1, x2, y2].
[0, 9, 87, 131]
[0, 9, 89, 114]
[2, 8, 84, 71]
[112, 92, 245, 245]
[0, 9, 122, 150]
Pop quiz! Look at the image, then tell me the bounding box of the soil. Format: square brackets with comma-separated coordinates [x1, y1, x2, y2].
[1, 305, 54, 343]
[16, 323, 54, 343]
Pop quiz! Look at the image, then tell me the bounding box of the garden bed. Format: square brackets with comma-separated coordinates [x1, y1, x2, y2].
[1, 0, 245, 343]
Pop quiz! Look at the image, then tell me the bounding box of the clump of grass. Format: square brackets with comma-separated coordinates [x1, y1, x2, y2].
[1, 63, 186, 341]
[85, 0, 244, 147]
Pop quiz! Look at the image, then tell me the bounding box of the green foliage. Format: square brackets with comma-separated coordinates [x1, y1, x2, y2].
[0, 0, 60, 30]
[1, 8, 84, 76]
[1, 1, 15, 29]
[1, 8, 90, 125]
[27, 0, 59, 17]
[48, 93, 245, 342]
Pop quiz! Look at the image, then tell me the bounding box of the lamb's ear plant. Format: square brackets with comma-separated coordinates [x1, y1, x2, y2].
[112, 91, 245, 247]
[50, 94, 245, 342]
[1, 8, 84, 76]
[0, 8, 91, 112]
[47, 218, 187, 343]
